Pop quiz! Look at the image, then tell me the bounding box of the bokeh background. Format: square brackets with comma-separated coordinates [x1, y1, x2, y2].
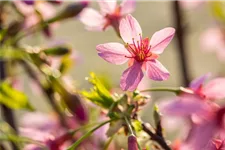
[11, 1, 225, 142]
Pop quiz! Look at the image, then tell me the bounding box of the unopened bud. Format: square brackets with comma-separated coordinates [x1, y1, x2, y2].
[65, 93, 88, 123]
[7, 21, 23, 37]
[22, 0, 34, 5]
[49, 2, 88, 23]
[42, 26, 52, 38]
[48, 0, 63, 5]
[42, 46, 70, 56]
[128, 135, 139, 150]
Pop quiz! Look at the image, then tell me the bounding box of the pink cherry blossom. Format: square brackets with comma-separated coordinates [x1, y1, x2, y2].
[161, 74, 225, 118]
[179, 107, 225, 150]
[79, 0, 136, 32]
[96, 14, 175, 91]
[14, 1, 56, 37]
[19, 112, 70, 150]
[200, 27, 225, 62]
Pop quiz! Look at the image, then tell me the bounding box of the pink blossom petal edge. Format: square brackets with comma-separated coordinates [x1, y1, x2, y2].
[181, 120, 217, 150]
[120, 62, 144, 91]
[203, 78, 225, 100]
[146, 59, 170, 81]
[120, 0, 136, 15]
[96, 43, 131, 65]
[119, 14, 142, 44]
[150, 27, 175, 54]
[97, 0, 117, 15]
[161, 94, 209, 117]
[79, 8, 107, 31]
[189, 73, 211, 91]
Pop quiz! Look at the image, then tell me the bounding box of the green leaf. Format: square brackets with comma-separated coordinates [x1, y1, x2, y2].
[67, 119, 113, 150]
[0, 48, 29, 60]
[59, 55, 73, 74]
[81, 72, 114, 109]
[153, 105, 161, 127]
[48, 2, 87, 23]
[132, 120, 143, 132]
[0, 82, 34, 111]
[42, 46, 71, 56]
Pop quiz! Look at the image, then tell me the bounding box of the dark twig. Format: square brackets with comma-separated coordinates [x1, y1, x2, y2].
[0, 61, 18, 150]
[172, 1, 190, 86]
[142, 123, 171, 150]
[20, 60, 68, 128]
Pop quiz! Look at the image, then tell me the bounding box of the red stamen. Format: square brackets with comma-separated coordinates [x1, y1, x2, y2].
[132, 38, 138, 53]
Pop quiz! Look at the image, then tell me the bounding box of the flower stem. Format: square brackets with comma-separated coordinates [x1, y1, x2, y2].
[67, 119, 114, 150]
[124, 116, 135, 135]
[140, 87, 181, 94]
[124, 116, 142, 150]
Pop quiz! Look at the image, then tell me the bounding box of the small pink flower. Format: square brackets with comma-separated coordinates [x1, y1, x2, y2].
[79, 0, 136, 31]
[96, 14, 175, 91]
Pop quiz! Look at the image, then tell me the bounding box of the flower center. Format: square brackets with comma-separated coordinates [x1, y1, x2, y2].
[125, 35, 156, 62]
[103, 7, 121, 31]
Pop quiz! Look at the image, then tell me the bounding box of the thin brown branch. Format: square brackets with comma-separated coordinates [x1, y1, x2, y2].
[142, 123, 171, 150]
[172, 1, 190, 86]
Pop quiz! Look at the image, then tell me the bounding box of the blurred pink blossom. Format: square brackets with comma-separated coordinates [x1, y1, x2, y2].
[161, 74, 225, 150]
[180, 107, 225, 150]
[19, 112, 71, 150]
[14, 1, 57, 37]
[79, 0, 136, 32]
[96, 14, 175, 91]
[179, 0, 204, 10]
[161, 74, 225, 119]
[201, 27, 225, 62]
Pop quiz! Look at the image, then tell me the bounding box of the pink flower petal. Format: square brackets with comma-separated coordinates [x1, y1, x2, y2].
[120, 0, 136, 15]
[36, 2, 56, 20]
[96, 43, 131, 65]
[119, 14, 142, 44]
[189, 73, 211, 91]
[150, 27, 175, 54]
[182, 120, 217, 150]
[161, 94, 210, 117]
[98, 0, 117, 14]
[120, 62, 144, 91]
[146, 59, 169, 81]
[203, 78, 225, 100]
[14, 1, 35, 16]
[79, 8, 107, 31]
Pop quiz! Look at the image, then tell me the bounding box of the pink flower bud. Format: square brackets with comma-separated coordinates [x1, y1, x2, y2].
[22, 0, 34, 5]
[128, 135, 138, 150]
